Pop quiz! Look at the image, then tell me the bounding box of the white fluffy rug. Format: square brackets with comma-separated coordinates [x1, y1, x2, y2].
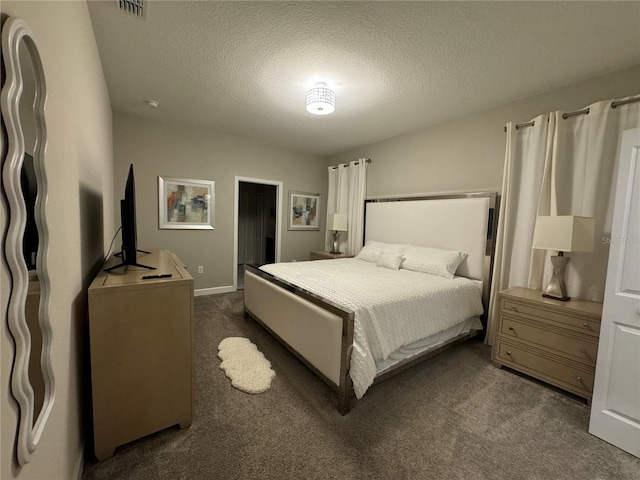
[217, 337, 276, 394]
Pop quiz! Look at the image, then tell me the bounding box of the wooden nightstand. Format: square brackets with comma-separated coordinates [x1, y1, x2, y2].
[309, 251, 354, 261]
[492, 287, 602, 402]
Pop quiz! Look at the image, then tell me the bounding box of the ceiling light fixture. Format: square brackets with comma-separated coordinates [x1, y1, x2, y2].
[145, 99, 159, 108]
[306, 82, 335, 115]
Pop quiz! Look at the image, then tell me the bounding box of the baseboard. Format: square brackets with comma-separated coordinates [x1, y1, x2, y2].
[73, 442, 85, 480]
[195, 285, 236, 297]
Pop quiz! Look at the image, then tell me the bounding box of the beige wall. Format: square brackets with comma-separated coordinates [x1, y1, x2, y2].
[113, 112, 327, 291]
[1, 2, 113, 479]
[329, 65, 640, 198]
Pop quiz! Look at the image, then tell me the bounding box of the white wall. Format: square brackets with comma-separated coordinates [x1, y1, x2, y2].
[329, 65, 640, 198]
[1, 2, 113, 479]
[113, 112, 327, 291]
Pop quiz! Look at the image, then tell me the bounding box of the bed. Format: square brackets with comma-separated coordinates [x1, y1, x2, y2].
[243, 193, 498, 414]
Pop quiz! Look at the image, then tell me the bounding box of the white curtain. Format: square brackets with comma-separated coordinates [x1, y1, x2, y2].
[326, 159, 368, 255]
[487, 96, 640, 344]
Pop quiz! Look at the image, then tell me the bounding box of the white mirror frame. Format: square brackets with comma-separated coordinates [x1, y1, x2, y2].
[1, 16, 54, 466]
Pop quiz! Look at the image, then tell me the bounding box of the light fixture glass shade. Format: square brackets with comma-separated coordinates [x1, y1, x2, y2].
[532, 215, 594, 252]
[327, 213, 347, 231]
[306, 82, 335, 115]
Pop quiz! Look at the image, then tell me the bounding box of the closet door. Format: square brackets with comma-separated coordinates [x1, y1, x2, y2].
[589, 127, 640, 458]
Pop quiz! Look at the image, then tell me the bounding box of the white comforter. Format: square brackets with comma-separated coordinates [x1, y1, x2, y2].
[260, 258, 483, 398]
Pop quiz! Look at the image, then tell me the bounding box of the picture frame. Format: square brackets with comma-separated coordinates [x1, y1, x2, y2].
[158, 176, 215, 229]
[288, 191, 321, 231]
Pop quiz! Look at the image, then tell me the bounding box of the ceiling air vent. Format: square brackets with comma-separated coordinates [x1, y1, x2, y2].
[118, 0, 146, 19]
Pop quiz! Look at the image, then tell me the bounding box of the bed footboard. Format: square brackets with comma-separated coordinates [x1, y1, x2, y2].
[243, 265, 355, 414]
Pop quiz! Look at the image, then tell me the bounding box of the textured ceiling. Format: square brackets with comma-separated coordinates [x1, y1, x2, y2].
[87, 1, 640, 156]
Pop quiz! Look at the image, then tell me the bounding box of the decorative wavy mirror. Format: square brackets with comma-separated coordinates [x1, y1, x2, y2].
[1, 16, 54, 465]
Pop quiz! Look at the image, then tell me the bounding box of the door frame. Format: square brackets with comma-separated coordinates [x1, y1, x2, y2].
[234, 176, 282, 291]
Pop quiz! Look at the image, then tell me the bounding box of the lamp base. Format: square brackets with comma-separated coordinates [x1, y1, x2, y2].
[543, 254, 570, 301]
[330, 231, 341, 255]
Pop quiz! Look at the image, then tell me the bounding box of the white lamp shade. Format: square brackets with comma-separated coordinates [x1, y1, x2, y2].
[532, 215, 594, 252]
[327, 213, 347, 232]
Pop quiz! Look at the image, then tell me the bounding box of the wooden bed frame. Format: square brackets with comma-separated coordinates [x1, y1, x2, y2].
[243, 192, 498, 414]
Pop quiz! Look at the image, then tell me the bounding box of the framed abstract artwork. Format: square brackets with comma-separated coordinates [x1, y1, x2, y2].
[158, 176, 215, 229]
[288, 191, 321, 231]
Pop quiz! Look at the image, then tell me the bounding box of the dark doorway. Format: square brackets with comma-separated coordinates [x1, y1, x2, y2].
[238, 181, 277, 289]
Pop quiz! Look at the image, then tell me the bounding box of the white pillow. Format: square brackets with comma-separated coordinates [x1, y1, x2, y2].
[376, 251, 404, 270]
[401, 245, 468, 278]
[355, 241, 405, 263]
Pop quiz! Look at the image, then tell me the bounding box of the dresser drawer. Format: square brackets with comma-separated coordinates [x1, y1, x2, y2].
[500, 316, 598, 366]
[501, 299, 599, 336]
[496, 340, 594, 396]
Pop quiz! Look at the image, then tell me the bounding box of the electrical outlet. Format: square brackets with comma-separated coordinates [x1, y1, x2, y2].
[197, 266, 204, 274]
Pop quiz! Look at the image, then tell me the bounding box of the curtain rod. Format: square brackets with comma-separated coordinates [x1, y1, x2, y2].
[503, 95, 640, 132]
[329, 158, 371, 170]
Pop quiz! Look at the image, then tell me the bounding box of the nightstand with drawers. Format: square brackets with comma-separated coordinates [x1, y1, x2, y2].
[492, 287, 602, 402]
[309, 251, 354, 261]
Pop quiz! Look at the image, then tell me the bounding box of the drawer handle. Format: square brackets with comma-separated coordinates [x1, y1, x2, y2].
[508, 327, 514, 331]
[583, 322, 588, 328]
[506, 350, 512, 355]
[576, 376, 592, 392]
[511, 306, 519, 313]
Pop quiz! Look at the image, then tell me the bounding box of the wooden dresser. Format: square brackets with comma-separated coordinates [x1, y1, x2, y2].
[88, 249, 194, 460]
[309, 251, 354, 260]
[492, 287, 602, 401]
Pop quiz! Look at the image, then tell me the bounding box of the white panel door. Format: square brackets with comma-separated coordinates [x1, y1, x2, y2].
[589, 127, 640, 458]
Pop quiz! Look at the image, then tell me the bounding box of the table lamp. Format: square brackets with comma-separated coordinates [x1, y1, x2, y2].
[327, 213, 348, 254]
[531, 215, 594, 301]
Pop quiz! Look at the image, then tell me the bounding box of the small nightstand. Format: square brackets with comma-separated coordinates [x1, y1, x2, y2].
[309, 251, 354, 261]
[492, 287, 602, 402]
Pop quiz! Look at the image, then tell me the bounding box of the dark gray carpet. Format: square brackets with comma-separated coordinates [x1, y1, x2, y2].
[82, 292, 640, 480]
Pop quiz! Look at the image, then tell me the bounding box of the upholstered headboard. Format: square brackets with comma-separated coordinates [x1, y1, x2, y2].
[364, 193, 497, 299]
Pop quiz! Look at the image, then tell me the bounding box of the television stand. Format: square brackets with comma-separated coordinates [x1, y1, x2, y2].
[89, 249, 193, 460]
[104, 261, 156, 273]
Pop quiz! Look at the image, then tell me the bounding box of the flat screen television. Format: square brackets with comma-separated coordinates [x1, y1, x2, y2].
[104, 164, 155, 273]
